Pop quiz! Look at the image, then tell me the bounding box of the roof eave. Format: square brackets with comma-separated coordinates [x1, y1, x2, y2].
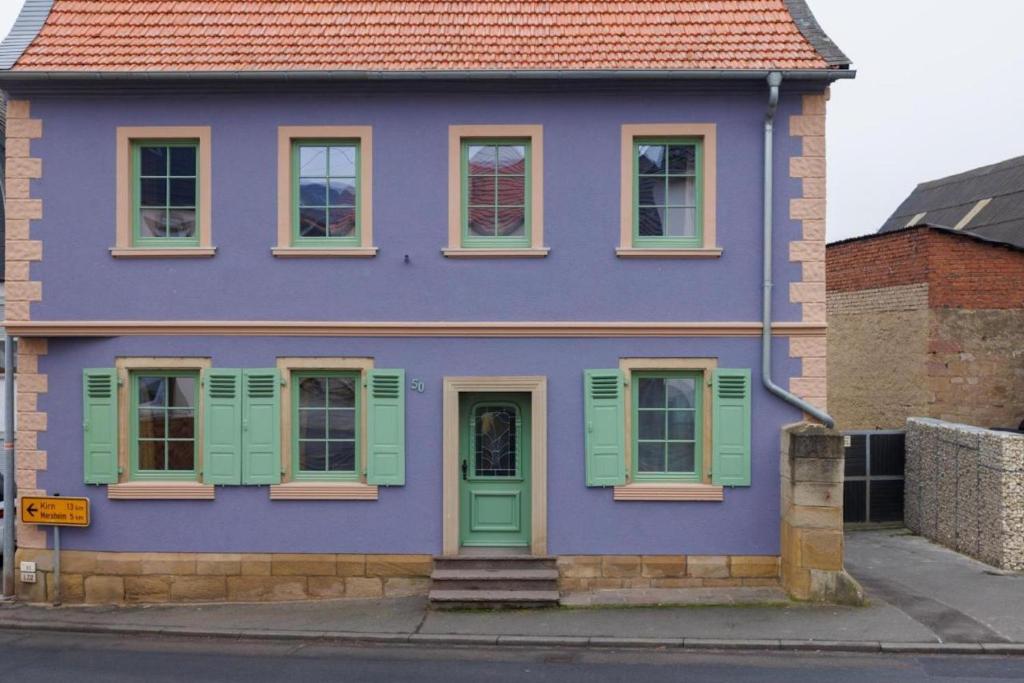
[783, 0, 852, 68]
[0, 67, 856, 85]
[0, 0, 54, 70]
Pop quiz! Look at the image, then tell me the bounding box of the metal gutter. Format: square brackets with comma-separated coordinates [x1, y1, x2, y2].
[761, 71, 835, 428]
[0, 68, 855, 85]
[0, 0, 54, 71]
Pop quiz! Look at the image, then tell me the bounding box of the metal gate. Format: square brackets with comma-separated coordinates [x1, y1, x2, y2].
[843, 430, 905, 524]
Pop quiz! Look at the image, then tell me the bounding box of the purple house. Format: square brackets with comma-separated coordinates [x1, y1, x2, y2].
[0, 1, 852, 605]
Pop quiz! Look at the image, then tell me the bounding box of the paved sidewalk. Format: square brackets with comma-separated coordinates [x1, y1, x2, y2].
[0, 529, 1020, 655]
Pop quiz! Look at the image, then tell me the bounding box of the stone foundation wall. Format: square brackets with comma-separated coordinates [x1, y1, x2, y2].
[556, 555, 780, 592]
[905, 418, 1024, 571]
[14, 549, 432, 604]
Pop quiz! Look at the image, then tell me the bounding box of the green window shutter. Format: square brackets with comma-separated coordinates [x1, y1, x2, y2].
[712, 368, 752, 487]
[366, 369, 405, 486]
[83, 369, 119, 484]
[203, 368, 242, 485]
[584, 369, 626, 487]
[242, 369, 282, 485]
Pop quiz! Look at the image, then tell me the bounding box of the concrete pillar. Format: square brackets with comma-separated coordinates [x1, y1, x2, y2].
[780, 422, 863, 604]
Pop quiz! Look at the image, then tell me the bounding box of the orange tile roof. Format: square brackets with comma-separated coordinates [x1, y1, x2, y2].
[10, 1, 846, 73]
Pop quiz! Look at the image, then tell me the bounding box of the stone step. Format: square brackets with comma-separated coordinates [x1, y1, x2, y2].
[433, 556, 556, 572]
[428, 589, 560, 610]
[431, 569, 559, 582]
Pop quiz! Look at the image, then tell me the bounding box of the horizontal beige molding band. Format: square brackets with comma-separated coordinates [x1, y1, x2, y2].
[613, 483, 725, 501]
[4, 320, 826, 338]
[107, 482, 216, 500]
[269, 483, 379, 500]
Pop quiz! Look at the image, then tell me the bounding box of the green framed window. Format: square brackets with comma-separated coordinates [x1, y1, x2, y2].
[133, 141, 200, 245]
[632, 372, 703, 482]
[634, 139, 703, 248]
[293, 371, 360, 481]
[130, 371, 199, 480]
[292, 141, 360, 246]
[461, 139, 531, 248]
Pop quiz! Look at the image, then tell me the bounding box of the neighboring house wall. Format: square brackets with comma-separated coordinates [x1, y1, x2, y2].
[828, 228, 1024, 431]
[905, 418, 1024, 571]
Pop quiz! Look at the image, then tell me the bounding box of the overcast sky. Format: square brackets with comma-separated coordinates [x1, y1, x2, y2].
[2, 0, 1022, 241]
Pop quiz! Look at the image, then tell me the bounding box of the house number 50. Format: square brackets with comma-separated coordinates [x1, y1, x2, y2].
[410, 378, 425, 393]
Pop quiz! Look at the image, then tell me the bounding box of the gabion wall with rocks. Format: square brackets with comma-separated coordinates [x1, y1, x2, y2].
[905, 418, 1024, 570]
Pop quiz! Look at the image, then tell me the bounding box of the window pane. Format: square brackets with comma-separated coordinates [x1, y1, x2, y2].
[169, 178, 196, 207]
[666, 176, 696, 206]
[667, 410, 695, 440]
[468, 175, 496, 205]
[666, 208, 697, 238]
[666, 378, 695, 409]
[140, 178, 167, 206]
[467, 206, 496, 236]
[139, 209, 167, 238]
[299, 146, 328, 177]
[168, 377, 195, 407]
[637, 176, 665, 206]
[138, 440, 165, 470]
[167, 210, 196, 238]
[140, 146, 167, 176]
[299, 208, 327, 237]
[328, 179, 356, 206]
[497, 146, 525, 175]
[467, 145, 497, 174]
[474, 407, 517, 477]
[637, 442, 663, 472]
[327, 207, 355, 237]
[167, 441, 195, 471]
[299, 441, 327, 472]
[638, 207, 664, 237]
[169, 146, 197, 176]
[496, 176, 525, 206]
[138, 376, 166, 407]
[329, 146, 357, 177]
[666, 443, 695, 473]
[328, 441, 356, 472]
[299, 409, 326, 440]
[300, 179, 328, 206]
[637, 378, 665, 408]
[167, 409, 195, 439]
[138, 409, 165, 438]
[299, 378, 326, 407]
[667, 145, 696, 174]
[328, 409, 355, 440]
[637, 145, 665, 174]
[327, 377, 356, 407]
[496, 206, 525, 236]
[638, 411, 665, 440]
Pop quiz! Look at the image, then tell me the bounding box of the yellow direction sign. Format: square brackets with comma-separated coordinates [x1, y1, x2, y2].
[20, 496, 90, 527]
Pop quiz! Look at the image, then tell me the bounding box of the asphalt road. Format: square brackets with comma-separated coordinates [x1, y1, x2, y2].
[2, 629, 1024, 682]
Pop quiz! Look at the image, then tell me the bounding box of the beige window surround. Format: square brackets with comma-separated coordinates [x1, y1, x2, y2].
[273, 126, 376, 258]
[614, 357, 723, 502]
[445, 124, 548, 258]
[114, 127, 215, 258]
[618, 123, 720, 258]
[270, 356, 378, 500]
[112, 357, 214, 499]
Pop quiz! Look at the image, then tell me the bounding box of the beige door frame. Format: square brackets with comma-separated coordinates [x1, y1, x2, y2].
[442, 376, 548, 556]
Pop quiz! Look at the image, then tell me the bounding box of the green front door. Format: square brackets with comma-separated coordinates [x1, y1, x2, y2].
[459, 393, 531, 548]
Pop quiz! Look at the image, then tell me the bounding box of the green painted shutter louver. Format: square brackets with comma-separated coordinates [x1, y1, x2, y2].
[203, 368, 242, 485]
[366, 369, 405, 485]
[584, 369, 626, 487]
[83, 368, 119, 484]
[242, 369, 281, 485]
[712, 368, 752, 487]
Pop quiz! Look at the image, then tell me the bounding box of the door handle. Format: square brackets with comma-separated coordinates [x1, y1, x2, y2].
[461, 460, 468, 481]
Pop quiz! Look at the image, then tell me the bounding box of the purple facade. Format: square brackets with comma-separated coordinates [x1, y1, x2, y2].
[18, 82, 819, 556]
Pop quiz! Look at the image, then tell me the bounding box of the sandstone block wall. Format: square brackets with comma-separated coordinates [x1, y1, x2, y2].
[905, 418, 1024, 571]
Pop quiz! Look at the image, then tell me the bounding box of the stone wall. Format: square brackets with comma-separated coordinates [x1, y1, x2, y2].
[556, 555, 780, 593]
[905, 418, 1024, 571]
[14, 549, 432, 604]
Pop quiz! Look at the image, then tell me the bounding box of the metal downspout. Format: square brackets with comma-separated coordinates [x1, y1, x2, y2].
[762, 71, 835, 428]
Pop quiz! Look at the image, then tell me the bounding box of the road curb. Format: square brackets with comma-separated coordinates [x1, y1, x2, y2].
[0, 620, 1020, 656]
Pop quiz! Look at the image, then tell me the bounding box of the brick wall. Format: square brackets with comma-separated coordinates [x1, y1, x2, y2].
[925, 231, 1024, 309]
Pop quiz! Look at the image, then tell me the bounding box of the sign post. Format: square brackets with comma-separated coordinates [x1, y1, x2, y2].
[20, 494, 90, 606]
